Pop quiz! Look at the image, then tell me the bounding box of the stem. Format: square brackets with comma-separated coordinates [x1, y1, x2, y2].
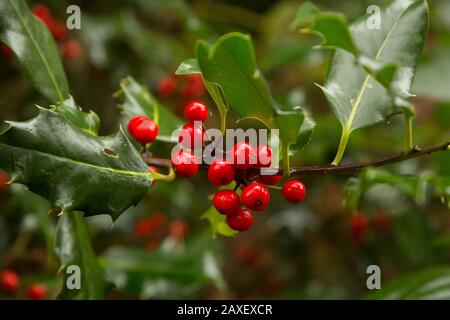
[332, 127, 351, 166]
[282, 144, 290, 177]
[144, 140, 450, 178]
[405, 115, 414, 151]
[220, 109, 227, 135]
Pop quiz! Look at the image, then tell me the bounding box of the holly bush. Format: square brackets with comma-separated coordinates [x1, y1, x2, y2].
[0, 0, 449, 300]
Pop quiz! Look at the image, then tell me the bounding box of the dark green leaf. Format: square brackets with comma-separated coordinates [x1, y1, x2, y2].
[54, 211, 106, 299]
[0, 0, 69, 103]
[52, 96, 100, 136]
[0, 108, 152, 220]
[116, 77, 183, 143]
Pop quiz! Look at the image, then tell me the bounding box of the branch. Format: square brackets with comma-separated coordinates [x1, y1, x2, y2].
[143, 141, 450, 177]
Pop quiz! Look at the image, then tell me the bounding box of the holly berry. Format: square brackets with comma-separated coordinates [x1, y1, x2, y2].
[0, 170, 9, 189]
[171, 149, 199, 178]
[226, 208, 253, 232]
[181, 75, 205, 99]
[128, 115, 159, 144]
[170, 219, 188, 240]
[184, 101, 208, 122]
[241, 183, 270, 211]
[1, 44, 13, 59]
[282, 180, 306, 203]
[32, 4, 53, 26]
[63, 39, 82, 60]
[258, 174, 282, 186]
[212, 190, 240, 216]
[257, 145, 272, 167]
[350, 214, 368, 243]
[134, 213, 166, 237]
[26, 283, 47, 300]
[50, 20, 68, 41]
[231, 142, 256, 170]
[208, 160, 235, 186]
[0, 270, 20, 292]
[157, 76, 176, 97]
[178, 122, 205, 148]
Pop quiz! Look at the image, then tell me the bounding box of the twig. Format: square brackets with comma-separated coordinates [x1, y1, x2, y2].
[142, 141, 450, 177]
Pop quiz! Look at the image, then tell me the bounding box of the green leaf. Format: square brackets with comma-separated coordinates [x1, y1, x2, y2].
[323, 0, 429, 164]
[291, 2, 357, 55]
[101, 234, 225, 298]
[0, 0, 69, 103]
[54, 211, 106, 299]
[201, 205, 236, 238]
[51, 96, 100, 136]
[0, 108, 152, 220]
[367, 267, 450, 300]
[175, 58, 201, 74]
[116, 77, 183, 143]
[196, 33, 276, 128]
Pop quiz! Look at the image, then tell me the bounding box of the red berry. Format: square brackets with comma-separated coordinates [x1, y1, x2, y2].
[241, 183, 270, 211]
[171, 149, 199, 178]
[231, 142, 256, 170]
[128, 115, 159, 144]
[0, 170, 9, 189]
[181, 75, 205, 98]
[170, 219, 188, 239]
[257, 145, 272, 167]
[50, 21, 68, 41]
[63, 39, 82, 60]
[149, 166, 158, 187]
[0, 270, 20, 292]
[1, 44, 13, 59]
[226, 208, 253, 232]
[212, 190, 240, 216]
[258, 174, 282, 186]
[157, 76, 176, 97]
[27, 283, 47, 300]
[32, 4, 53, 26]
[134, 213, 166, 237]
[372, 212, 391, 232]
[178, 122, 205, 149]
[184, 101, 208, 122]
[208, 160, 235, 186]
[350, 214, 368, 243]
[234, 244, 262, 266]
[282, 180, 306, 203]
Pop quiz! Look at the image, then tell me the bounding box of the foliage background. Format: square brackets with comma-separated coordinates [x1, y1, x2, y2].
[0, 0, 449, 299]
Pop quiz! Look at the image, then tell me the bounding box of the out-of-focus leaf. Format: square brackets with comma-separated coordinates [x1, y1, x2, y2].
[201, 205, 236, 238]
[0, 0, 69, 103]
[367, 267, 450, 300]
[54, 211, 106, 299]
[116, 77, 183, 143]
[0, 108, 152, 220]
[101, 234, 225, 299]
[51, 96, 100, 136]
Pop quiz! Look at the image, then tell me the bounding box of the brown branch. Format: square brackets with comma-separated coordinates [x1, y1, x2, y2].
[143, 141, 450, 177]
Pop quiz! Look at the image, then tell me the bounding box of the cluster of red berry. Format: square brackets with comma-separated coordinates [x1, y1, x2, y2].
[127, 100, 308, 233]
[1, 4, 81, 60]
[0, 269, 47, 300]
[157, 74, 205, 100]
[349, 212, 391, 244]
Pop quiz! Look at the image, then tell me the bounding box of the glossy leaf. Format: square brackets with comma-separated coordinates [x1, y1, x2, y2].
[196, 33, 276, 128]
[176, 58, 200, 75]
[52, 96, 100, 136]
[116, 77, 183, 143]
[367, 267, 450, 300]
[323, 0, 428, 163]
[0, 0, 69, 103]
[54, 211, 106, 299]
[0, 108, 152, 220]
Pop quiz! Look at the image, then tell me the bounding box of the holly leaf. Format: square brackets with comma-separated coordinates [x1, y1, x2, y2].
[367, 267, 450, 300]
[101, 234, 225, 299]
[320, 0, 428, 162]
[196, 33, 277, 128]
[52, 96, 100, 136]
[116, 77, 183, 143]
[0, 0, 69, 103]
[0, 108, 152, 221]
[54, 211, 106, 299]
[176, 58, 200, 75]
[201, 205, 236, 238]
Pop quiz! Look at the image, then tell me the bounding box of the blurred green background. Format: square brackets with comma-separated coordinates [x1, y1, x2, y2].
[1, 0, 450, 300]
